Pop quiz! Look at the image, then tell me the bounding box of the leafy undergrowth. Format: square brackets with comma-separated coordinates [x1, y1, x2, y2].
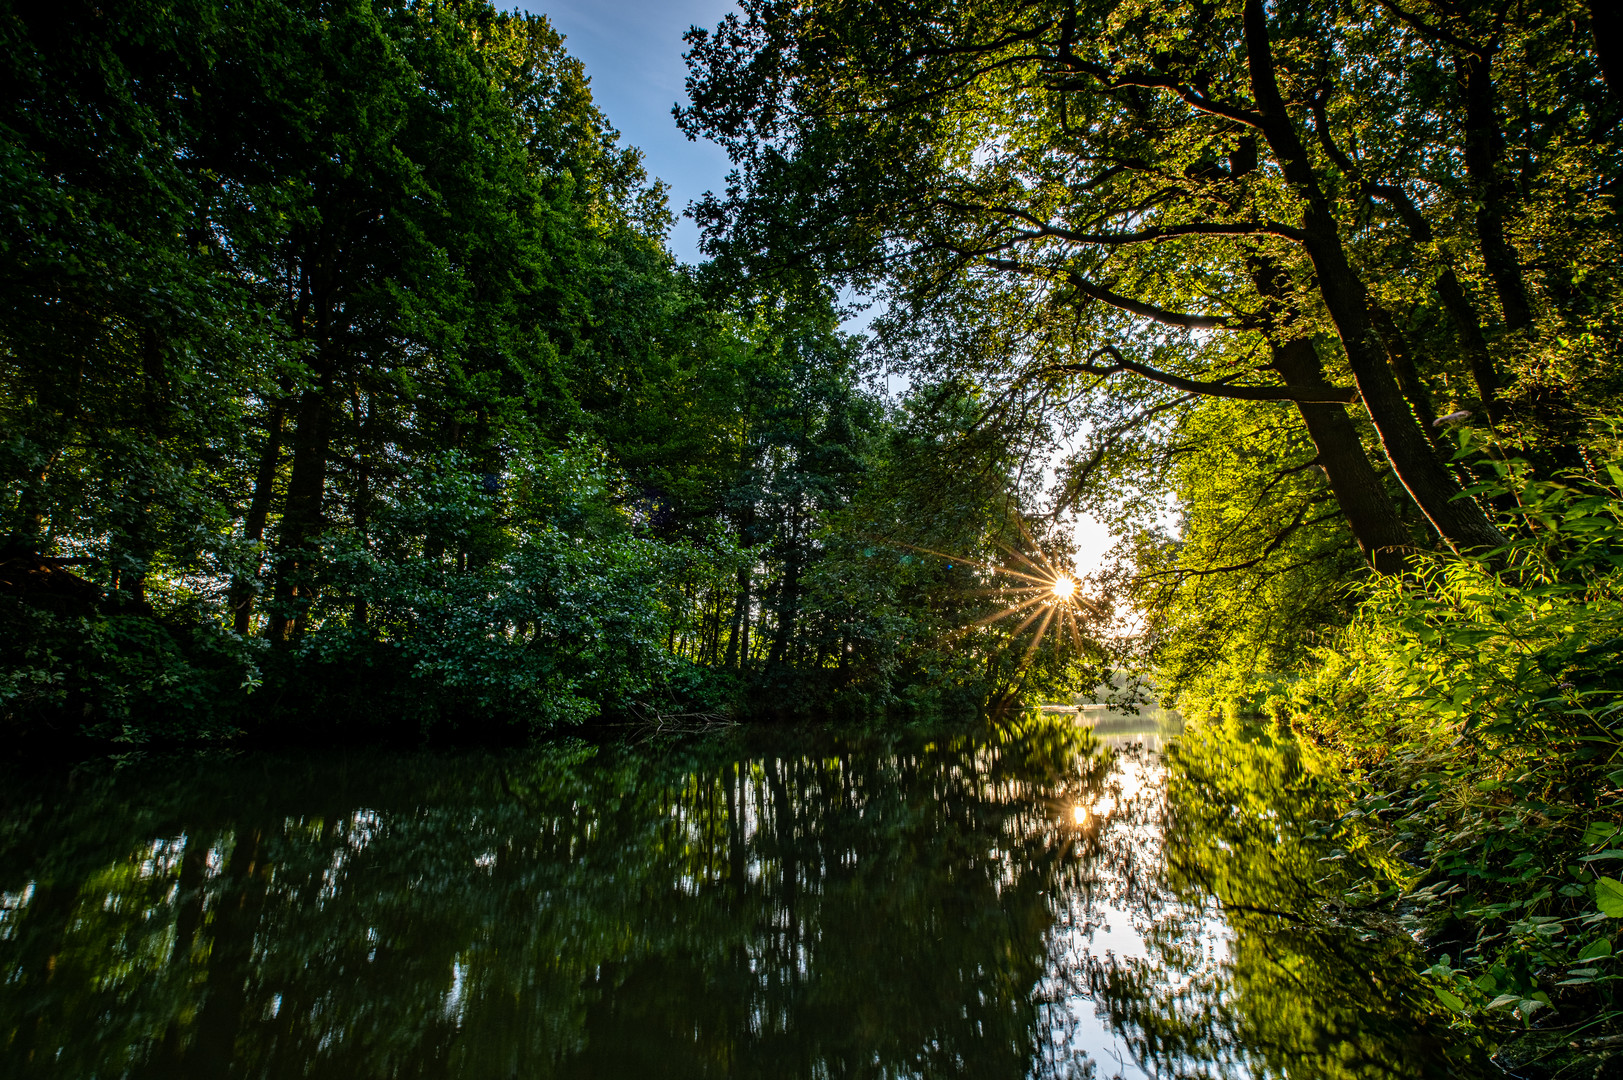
[1273, 461, 1623, 1075]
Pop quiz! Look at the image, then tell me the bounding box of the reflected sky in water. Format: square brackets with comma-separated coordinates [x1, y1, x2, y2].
[0, 716, 1488, 1078]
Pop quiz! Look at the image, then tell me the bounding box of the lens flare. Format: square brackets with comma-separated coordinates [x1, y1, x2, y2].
[871, 516, 1096, 671]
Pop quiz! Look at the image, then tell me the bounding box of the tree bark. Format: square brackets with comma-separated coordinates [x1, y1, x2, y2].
[266, 366, 334, 641]
[1435, 268, 1505, 422]
[1271, 338, 1414, 573]
[722, 563, 750, 668]
[1365, 300, 1445, 450]
[1250, 258, 1414, 572]
[1367, 185, 1506, 423]
[351, 409, 370, 633]
[1244, 0, 1504, 553]
[1457, 48, 1533, 331]
[231, 400, 286, 635]
[770, 548, 800, 665]
[1593, 0, 1622, 103]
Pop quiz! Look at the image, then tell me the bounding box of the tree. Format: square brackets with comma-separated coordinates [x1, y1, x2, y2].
[678, 0, 1620, 564]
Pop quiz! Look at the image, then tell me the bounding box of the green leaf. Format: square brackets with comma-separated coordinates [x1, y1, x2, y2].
[1433, 985, 1468, 1012]
[1579, 938, 1614, 961]
[1581, 849, 1623, 862]
[1584, 822, 1619, 845]
[1486, 993, 1521, 1010]
[1596, 877, 1623, 918]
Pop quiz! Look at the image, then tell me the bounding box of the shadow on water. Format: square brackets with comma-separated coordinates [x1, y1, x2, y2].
[0, 716, 1492, 1078]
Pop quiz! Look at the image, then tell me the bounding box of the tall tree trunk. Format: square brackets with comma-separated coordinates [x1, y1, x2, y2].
[351, 408, 370, 633]
[1592, 0, 1622, 103]
[267, 366, 335, 641]
[770, 553, 800, 665]
[770, 506, 803, 664]
[722, 563, 750, 668]
[1245, 0, 1503, 553]
[231, 400, 286, 635]
[1436, 269, 1505, 423]
[109, 327, 176, 611]
[706, 588, 723, 665]
[1457, 47, 1533, 332]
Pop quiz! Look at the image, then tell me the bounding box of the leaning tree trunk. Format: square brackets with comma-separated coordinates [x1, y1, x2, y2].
[1252, 257, 1414, 572]
[1245, 0, 1503, 554]
[1271, 337, 1415, 573]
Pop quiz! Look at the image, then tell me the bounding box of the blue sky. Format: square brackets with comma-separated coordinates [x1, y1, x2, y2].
[518, 0, 739, 264]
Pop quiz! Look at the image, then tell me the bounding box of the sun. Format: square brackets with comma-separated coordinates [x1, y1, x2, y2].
[880, 519, 1093, 667]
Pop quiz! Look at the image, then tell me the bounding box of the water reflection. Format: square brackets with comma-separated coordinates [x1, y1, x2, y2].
[0, 717, 1486, 1078]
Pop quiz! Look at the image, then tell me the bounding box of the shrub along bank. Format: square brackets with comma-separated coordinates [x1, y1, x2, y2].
[1223, 462, 1623, 1071]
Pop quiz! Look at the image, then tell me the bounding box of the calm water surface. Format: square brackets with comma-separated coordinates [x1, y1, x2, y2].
[0, 715, 1490, 1078]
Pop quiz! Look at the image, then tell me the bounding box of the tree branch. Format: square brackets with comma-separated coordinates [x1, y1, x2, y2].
[1042, 346, 1359, 404]
[1006, 220, 1308, 247]
[974, 257, 1250, 329]
[1066, 272, 1252, 330]
[1372, 0, 1479, 53]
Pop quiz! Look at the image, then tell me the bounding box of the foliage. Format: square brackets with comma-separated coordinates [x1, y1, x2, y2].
[0, 602, 263, 745]
[0, 0, 1104, 747]
[1266, 456, 1623, 1066]
[1128, 394, 1378, 705]
[680, 0, 1621, 568]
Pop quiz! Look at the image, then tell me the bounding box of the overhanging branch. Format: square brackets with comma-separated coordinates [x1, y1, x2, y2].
[1042, 346, 1359, 404]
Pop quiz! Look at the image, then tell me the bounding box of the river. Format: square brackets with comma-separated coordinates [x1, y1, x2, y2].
[0, 713, 1492, 1078]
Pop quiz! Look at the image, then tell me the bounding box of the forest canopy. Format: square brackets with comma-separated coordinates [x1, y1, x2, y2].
[0, 0, 1103, 747]
[679, 0, 1621, 685]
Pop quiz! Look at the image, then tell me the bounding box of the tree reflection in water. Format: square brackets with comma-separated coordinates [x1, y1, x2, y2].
[0, 717, 1488, 1078]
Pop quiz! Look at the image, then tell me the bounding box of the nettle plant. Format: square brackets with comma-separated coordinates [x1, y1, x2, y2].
[1289, 444, 1623, 1033]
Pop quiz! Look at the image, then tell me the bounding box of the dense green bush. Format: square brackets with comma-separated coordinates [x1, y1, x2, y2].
[1273, 453, 1623, 1058]
[0, 602, 263, 745]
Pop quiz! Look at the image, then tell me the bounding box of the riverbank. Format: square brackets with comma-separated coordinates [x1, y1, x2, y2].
[1186, 481, 1623, 1075]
